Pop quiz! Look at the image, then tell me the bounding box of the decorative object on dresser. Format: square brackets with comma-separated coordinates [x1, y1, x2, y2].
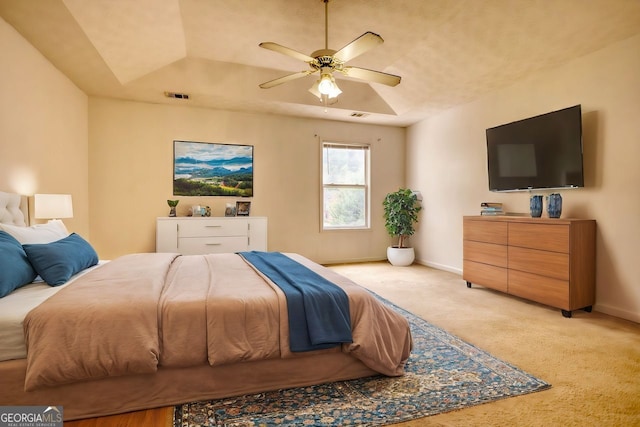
[480, 202, 504, 216]
[383, 189, 422, 266]
[189, 205, 210, 217]
[156, 216, 267, 254]
[463, 216, 595, 318]
[167, 200, 179, 217]
[224, 203, 236, 217]
[529, 195, 543, 218]
[236, 201, 251, 216]
[547, 193, 563, 218]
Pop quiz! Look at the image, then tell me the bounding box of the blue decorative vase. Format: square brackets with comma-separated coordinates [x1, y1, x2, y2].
[547, 193, 562, 218]
[530, 195, 543, 218]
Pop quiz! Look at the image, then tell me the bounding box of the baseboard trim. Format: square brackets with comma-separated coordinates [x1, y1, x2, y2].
[594, 303, 640, 323]
[414, 258, 462, 275]
[323, 256, 387, 266]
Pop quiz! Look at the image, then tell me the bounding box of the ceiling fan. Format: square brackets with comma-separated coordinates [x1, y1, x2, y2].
[258, 0, 401, 103]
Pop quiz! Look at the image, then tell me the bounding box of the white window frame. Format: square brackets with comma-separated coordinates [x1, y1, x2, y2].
[321, 141, 371, 231]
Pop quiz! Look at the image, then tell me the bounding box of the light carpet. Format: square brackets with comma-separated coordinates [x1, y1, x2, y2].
[173, 296, 550, 426]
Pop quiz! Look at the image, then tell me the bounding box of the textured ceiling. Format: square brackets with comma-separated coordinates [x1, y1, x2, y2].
[1, 0, 639, 126]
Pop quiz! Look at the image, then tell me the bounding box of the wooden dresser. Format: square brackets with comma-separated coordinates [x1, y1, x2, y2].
[156, 217, 267, 255]
[463, 216, 596, 317]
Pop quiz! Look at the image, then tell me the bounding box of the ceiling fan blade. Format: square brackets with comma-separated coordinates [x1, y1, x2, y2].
[333, 31, 384, 63]
[340, 66, 401, 87]
[259, 42, 315, 63]
[259, 70, 315, 89]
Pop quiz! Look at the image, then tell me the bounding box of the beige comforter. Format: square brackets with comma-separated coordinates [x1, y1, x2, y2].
[23, 252, 412, 391]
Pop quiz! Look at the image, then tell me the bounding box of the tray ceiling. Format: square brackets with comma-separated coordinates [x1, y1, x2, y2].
[1, 0, 639, 126]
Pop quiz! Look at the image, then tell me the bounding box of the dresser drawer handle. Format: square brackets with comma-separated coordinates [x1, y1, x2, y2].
[205, 243, 222, 246]
[205, 225, 222, 228]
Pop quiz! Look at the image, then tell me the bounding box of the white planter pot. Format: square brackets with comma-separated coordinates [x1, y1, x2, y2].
[387, 246, 415, 266]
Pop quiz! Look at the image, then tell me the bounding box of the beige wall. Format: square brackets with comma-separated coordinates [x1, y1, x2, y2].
[0, 17, 89, 235]
[407, 34, 640, 322]
[88, 98, 405, 263]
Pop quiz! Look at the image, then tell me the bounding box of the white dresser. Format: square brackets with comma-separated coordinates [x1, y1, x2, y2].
[156, 217, 267, 255]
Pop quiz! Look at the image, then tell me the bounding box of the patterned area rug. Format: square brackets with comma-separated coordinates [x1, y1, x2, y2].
[174, 297, 550, 426]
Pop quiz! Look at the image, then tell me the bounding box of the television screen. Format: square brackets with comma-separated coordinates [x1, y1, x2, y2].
[486, 105, 584, 192]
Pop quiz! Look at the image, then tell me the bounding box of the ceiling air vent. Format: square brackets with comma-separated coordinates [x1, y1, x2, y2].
[164, 91, 190, 100]
[350, 112, 369, 118]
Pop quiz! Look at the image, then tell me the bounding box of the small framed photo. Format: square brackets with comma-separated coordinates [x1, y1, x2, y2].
[236, 201, 251, 216]
[224, 204, 236, 217]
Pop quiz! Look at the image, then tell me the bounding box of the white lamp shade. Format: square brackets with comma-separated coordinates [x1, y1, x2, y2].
[309, 72, 342, 101]
[34, 194, 73, 219]
[327, 81, 342, 98]
[317, 75, 341, 98]
[318, 74, 334, 95]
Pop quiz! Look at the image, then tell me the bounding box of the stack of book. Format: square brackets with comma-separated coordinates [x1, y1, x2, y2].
[480, 202, 504, 215]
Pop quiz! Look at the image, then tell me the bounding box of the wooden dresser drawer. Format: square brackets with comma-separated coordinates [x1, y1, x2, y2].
[508, 223, 569, 253]
[508, 246, 569, 280]
[178, 219, 248, 238]
[463, 260, 508, 293]
[463, 240, 507, 268]
[178, 236, 248, 255]
[509, 270, 569, 309]
[463, 219, 508, 245]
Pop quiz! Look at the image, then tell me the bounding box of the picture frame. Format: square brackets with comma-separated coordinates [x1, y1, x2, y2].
[224, 204, 237, 217]
[173, 140, 253, 197]
[236, 201, 251, 216]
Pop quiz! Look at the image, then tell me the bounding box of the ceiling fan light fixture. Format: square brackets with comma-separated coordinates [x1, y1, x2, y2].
[314, 68, 342, 99]
[318, 74, 334, 95]
[309, 76, 341, 100]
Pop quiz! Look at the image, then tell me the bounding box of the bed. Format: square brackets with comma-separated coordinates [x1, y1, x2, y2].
[0, 191, 412, 421]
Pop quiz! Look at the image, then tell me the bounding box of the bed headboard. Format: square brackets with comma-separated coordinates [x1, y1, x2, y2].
[0, 191, 29, 226]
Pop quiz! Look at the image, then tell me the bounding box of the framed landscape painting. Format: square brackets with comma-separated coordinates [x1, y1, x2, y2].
[173, 140, 254, 197]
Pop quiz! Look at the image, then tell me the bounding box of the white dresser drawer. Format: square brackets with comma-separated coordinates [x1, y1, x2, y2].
[178, 219, 247, 238]
[157, 217, 267, 254]
[178, 236, 248, 255]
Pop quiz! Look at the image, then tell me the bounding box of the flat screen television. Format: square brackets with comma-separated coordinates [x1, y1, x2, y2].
[486, 105, 584, 192]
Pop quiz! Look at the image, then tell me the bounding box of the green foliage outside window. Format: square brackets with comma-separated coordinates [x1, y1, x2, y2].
[322, 143, 368, 229]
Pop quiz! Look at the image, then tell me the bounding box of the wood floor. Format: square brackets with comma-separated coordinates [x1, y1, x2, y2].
[64, 407, 173, 427]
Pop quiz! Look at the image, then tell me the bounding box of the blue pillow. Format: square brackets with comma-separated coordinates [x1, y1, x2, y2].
[23, 233, 99, 286]
[0, 231, 38, 297]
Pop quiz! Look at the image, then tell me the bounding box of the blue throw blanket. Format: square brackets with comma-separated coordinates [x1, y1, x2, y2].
[238, 251, 353, 352]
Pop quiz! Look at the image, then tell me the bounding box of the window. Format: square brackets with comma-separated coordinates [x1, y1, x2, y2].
[322, 142, 370, 230]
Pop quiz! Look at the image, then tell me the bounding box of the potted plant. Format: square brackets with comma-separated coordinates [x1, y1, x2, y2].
[167, 199, 179, 217]
[383, 188, 422, 266]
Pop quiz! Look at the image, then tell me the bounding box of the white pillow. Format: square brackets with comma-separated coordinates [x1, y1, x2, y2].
[0, 220, 69, 244]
